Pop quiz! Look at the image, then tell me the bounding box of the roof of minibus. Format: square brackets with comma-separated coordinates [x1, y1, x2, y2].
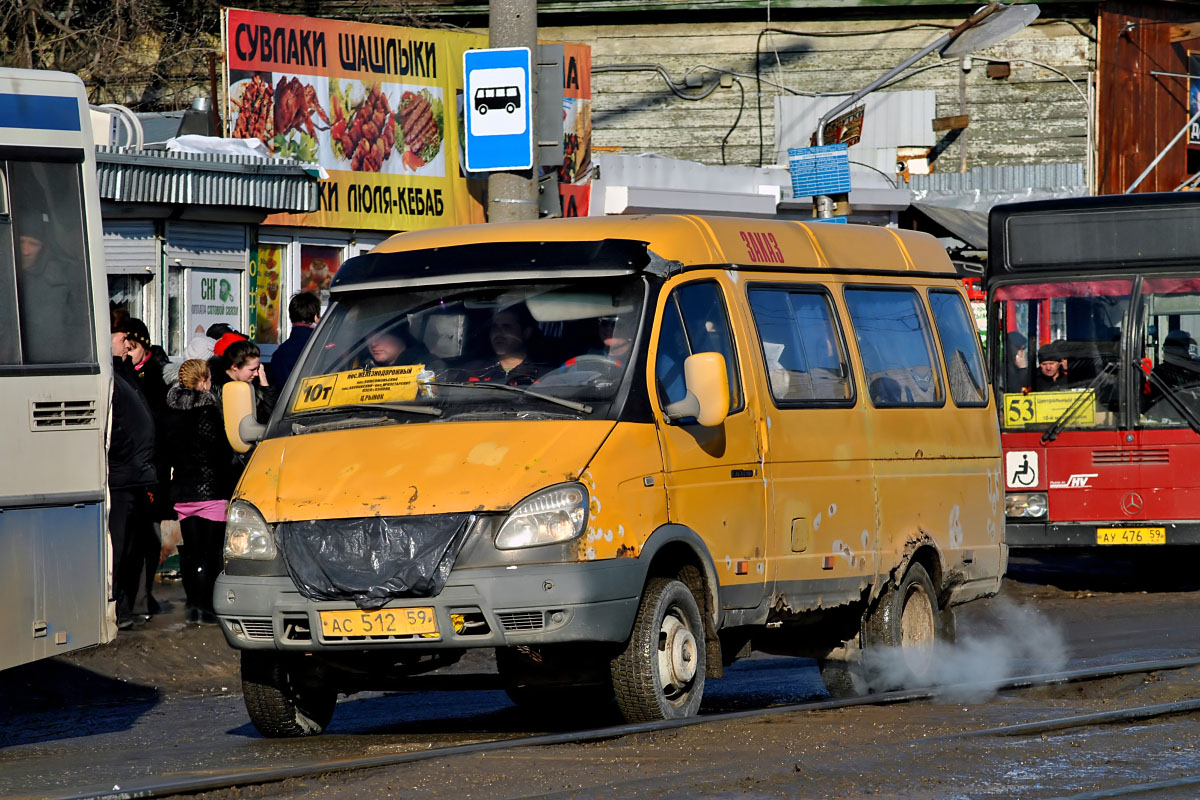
[370, 214, 955, 276]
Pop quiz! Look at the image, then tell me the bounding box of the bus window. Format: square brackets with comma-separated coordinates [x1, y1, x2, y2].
[844, 287, 943, 407]
[0, 197, 18, 365]
[1139, 277, 1200, 427]
[7, 160, 94, 365]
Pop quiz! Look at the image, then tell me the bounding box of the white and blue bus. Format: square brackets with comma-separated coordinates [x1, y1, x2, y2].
[0, 68, 115, 670]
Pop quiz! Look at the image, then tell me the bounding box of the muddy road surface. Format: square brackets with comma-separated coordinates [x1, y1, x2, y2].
[1, 551, 1198, 799]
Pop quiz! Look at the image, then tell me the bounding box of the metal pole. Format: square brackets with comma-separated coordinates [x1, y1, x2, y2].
[487, 0, 539, 222]
[1125, 104, 1200, 193]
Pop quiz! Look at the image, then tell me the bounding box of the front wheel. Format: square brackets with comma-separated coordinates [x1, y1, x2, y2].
[241, 651, 337, 737]
[611, 577, 706, 722]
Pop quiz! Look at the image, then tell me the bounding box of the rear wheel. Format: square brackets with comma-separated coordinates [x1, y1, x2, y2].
[861, 562, 941, 690]
[611, 578, 706, 722]
[241, 651, 337, 737]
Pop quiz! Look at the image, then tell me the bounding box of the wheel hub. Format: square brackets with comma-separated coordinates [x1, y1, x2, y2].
[900, 586, 936, 676]
[658, 614, 697, 687]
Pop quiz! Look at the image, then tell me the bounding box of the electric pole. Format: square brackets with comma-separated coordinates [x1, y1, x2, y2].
[487, 0, 539, 222]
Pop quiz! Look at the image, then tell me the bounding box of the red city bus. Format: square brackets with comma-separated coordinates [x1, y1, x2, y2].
[987, 192, 1200, 549]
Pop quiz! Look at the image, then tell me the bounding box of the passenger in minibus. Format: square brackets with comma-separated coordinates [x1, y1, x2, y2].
[460, 305, 546, 385]
[365, 321, 439, 370]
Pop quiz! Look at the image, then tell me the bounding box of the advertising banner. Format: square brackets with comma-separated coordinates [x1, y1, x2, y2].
[222, 8, 487, 231]
[558, 43, 592, 216]
[188, 269, 242, 339]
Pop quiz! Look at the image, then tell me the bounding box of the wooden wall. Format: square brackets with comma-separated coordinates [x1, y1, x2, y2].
[538, 15, 1093, 170]
[1097, 2, 1199, 194]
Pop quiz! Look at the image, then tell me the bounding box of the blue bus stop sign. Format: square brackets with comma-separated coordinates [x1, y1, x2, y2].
[463, 47, 533, 172]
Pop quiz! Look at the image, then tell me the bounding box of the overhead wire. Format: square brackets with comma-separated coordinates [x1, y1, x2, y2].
[591, 18, 1096, 169]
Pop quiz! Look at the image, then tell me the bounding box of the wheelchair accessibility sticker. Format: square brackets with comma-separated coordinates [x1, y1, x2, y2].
[1005, 450, 1039, 489]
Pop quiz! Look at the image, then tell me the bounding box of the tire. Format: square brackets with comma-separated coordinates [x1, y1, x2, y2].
[241, 651, 337, 737]
[477, 104, 487, 115]
[861, 562, 941, 690]
[611, 578, 706, 722]
[818, 658, 867, 699]
[505, 102, 516, 114]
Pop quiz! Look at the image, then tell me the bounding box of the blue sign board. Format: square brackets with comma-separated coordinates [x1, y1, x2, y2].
[788, 144, 851, 198]
[463, 47, 533, 172]
[0, 93, 81, 131]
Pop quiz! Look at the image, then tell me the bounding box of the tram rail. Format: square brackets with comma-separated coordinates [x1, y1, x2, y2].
[50, 655, 1200, 800]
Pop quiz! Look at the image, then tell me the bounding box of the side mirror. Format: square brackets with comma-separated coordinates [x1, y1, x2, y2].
[222, 380, 265, 454]
[664, 352, 730, 427]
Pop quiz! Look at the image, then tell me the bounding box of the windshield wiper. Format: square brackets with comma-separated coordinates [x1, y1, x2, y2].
[1041, 362, 1117, 444]
[1141, 368, 1200, 435]
[292, 415, 397, 434]
[428, 381, 593, 415]
[292, 402, 442, 420]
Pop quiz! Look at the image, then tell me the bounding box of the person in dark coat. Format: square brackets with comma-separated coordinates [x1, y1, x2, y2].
[1005, 332, 1030, 394]
[267, 292, 320, 387]
[212, 338, 276, 423]
[108, 329, 158, 630]
[165, 359, 238, 625]
[1034, 341, 1072, 392]
[120, 318, 172, 616]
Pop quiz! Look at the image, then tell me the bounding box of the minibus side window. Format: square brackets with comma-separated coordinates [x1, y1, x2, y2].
[844, 287, 944, 408]
[655, 281, 744, 413]
[928, 289, 989, 407]
[748, 287, 853, 404]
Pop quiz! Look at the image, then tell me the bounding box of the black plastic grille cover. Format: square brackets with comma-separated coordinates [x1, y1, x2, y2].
[276, 514, 471, 610]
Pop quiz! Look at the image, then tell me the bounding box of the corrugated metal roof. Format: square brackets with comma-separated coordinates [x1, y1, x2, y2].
[95, 147, 319, 212]
[908, 163, 1085, 192]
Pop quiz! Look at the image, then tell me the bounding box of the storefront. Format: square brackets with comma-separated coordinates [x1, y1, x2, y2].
[96, 147, 320, 356]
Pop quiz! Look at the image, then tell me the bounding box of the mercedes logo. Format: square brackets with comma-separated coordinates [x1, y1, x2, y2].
[1121, 492, 1144, 516]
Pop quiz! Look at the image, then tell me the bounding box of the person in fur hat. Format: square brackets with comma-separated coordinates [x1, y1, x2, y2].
[164, 359, 237, 625]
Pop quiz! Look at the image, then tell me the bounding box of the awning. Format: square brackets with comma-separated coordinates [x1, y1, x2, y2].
[96, 146, 319, 214]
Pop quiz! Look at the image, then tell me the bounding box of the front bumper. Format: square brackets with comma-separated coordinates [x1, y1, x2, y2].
[1006, 521, 1200, 547]
[214, 558, 644, 651]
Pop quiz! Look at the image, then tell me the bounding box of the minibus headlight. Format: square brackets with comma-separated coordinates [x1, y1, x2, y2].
[495, 483, 589, 550]
[1005, 492, 1048, 519]
[225, 501, 277, 559]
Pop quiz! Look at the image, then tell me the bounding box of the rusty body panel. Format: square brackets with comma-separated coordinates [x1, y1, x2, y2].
[576, 423, 667, 562]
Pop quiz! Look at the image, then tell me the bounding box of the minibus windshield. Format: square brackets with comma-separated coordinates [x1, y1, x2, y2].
[279, 275, 645, 429]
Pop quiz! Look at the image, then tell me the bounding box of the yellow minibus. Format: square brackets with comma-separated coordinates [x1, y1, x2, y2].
[219, 214, 1004, 736]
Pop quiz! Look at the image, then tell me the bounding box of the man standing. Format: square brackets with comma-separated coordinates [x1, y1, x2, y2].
[107, 328, 158, 629]
[267, 292, 320, 386]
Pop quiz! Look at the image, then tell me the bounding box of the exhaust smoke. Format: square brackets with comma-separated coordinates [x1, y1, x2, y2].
[859, 598, 1069, 703]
